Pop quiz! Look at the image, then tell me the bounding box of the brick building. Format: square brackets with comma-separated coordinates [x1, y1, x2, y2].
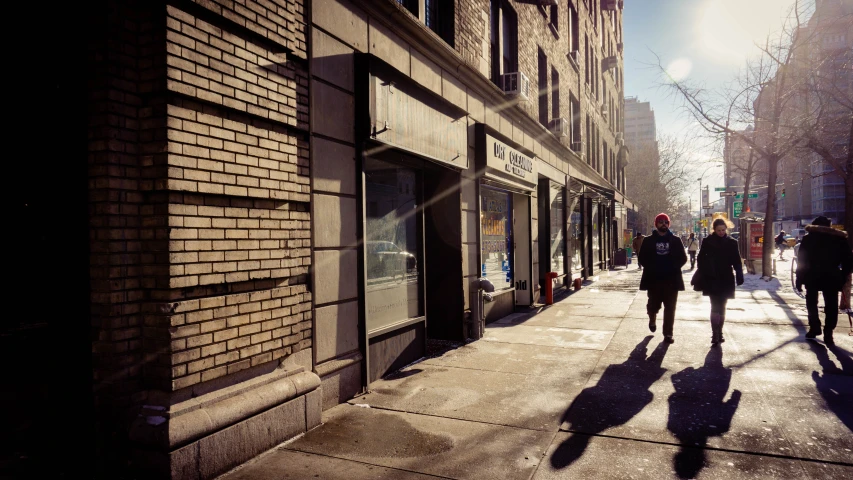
[6, 1, 633, 478]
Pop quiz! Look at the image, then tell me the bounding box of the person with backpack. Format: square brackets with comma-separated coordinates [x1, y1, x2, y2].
[795, 216, 853, 346]
[686, 232, 699, 270]
[638, 213, 688, 344]
[775, 230, 787, 260]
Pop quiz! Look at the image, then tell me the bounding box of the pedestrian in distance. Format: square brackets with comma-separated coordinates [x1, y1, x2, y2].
[638, 213, 688, 344]
[795, 216, 853, 346]
[775, 230, 787, 260]
[692, 218, 743, 345]
[632, 231, 645, 271]
[686, 232, 699, 270]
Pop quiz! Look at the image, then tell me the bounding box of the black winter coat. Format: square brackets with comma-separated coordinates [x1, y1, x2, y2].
[796, 225, 853, 291]
[696, 234, 743, 299]
[639, 230, 687, 291]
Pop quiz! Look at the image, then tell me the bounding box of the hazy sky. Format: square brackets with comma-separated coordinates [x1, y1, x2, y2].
[622, 0, 800, 206]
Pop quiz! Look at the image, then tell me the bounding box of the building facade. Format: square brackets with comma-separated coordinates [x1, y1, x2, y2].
[52, 1, 635, 478]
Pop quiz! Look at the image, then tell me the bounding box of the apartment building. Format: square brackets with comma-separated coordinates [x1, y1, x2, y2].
[63, 1, 635, 478]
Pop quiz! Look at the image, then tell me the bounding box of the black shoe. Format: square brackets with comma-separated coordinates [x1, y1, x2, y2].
[824, 333, 834, 346]
[805, 329, 821, 339]
[649, 316, 657, 333]
[664, 336, 675, 344]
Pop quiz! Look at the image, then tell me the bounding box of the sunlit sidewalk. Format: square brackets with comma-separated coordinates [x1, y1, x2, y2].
[219, 264, 852, 480]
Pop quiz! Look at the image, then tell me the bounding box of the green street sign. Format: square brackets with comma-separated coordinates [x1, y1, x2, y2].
[733, 201, 743, 217]
[714, 187, 726, 192]
[734, 193, 758, 199]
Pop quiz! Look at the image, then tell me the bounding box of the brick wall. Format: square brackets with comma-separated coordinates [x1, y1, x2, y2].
[89, 0, 310, 470]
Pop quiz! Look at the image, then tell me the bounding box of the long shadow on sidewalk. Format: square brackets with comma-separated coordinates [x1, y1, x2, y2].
[550, 336, 668, 469]
[667, 348, 741, 479]
[808, 342, 853, 433]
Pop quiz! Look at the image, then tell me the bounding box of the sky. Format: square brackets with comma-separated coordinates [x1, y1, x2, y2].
[622, 0, 801, 211]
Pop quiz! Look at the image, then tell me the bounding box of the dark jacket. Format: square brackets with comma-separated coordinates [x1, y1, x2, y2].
[638, 230, 688, 291]
[696, 234, 743, 299]
[796, 225, 853, 291]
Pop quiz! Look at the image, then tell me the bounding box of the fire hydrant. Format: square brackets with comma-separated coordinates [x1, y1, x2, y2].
[545, 271, 559, 305]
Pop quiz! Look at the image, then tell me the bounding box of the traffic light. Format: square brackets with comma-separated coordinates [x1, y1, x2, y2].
[781, 188, 786, 197]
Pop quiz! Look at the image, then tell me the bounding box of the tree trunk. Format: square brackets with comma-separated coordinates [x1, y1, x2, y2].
[741, 150, 755, 217]
[762, 157, 778, 278]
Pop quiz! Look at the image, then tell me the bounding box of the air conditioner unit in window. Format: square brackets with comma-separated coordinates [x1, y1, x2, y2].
[602, 0, 618, 11]
[501, 72, 531, 101]
[602, 56, 618, 71]
[616, 43, 624, 53]
[551, 118, 569, 137]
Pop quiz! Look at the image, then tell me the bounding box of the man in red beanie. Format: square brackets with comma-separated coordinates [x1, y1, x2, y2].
[638, 213, 688, 343]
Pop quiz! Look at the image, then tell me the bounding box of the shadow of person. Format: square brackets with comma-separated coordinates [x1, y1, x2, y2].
[550, 336, 669, 469]
[667, 348, 741, 479]
[807, 342, 853, 433]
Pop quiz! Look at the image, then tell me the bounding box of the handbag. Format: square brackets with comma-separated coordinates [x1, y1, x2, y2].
[690, 268, 704, 291]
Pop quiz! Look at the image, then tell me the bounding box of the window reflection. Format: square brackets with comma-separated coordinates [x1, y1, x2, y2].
[481, 186, 513, 290]
[364, 158, 422, 333]
[549, 186, 565, 275]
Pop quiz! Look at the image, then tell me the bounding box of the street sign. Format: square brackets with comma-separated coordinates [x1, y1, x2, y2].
[735, 193, 758, 199]
[719, 192, 736, 197]
[714, 187, 726, 192]
[703, 205, 712, 209]
[734, 201, 743, 217]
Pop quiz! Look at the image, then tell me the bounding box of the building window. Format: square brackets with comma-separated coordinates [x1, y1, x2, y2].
[491, 0, 519, 85]
[481, 186, 513, 291]
[552, 67, 560, 120]
[426, 0, 455, 47]
[584, 34, 590, 85]
[549, 4, 558, 33]
[396, 0, 418, 17]
[538, 47, 548, 126]
[570, 94, 581, 143]
[569, 2, 579, 53]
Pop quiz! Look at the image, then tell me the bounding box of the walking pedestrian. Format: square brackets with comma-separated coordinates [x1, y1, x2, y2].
[795, 216, 853, 346]
[693, 218, 743, 345]
[686, 232, 699, 270]
[775, 231, 787, 260]
[632, 231, 645, 271]
[638, 213, 688, 344]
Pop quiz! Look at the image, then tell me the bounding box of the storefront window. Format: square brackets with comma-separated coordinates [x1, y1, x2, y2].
[591, 199, 600, 267]
[364, 157, 423, 334]
[568, 191, 583, 273]
[548, 186, 565, 275]
[481, 186, 513, 290]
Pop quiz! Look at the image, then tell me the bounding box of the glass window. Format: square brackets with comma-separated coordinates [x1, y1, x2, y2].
[591, 199, 600, 265]
[569, 191, 583, 273]
[364, 157, 423, 334]
[481, 186, 513, 290]
[549, 186, 566, 275]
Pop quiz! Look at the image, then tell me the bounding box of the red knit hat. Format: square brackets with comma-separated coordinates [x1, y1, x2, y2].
[654, 213, 670, 224]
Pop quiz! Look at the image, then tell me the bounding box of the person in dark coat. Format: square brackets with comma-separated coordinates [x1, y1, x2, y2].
[638, 213, 688, 344]
[795, 216, 853, 346]
[695, 218, 744, 344]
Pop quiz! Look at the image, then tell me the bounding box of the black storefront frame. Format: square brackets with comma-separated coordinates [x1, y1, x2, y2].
[538, 178, 568, 296]
[355, 53, 466, 388]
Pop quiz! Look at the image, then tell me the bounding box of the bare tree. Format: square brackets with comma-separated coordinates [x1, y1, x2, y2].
[625, 133, 694, 230]
[654, 0, 849, 277]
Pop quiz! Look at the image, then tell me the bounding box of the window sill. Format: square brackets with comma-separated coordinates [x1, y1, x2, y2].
[567, 52, 579, 73]
[549, 23, 560, 39]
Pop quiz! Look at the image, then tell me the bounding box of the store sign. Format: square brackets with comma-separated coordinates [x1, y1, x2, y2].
[749, 222, 764, 259]
[371, 74, 468, 169]
[484, 134, 537, 188]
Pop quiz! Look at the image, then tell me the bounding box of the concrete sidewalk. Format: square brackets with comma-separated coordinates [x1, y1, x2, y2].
[220, 261, 852, 479]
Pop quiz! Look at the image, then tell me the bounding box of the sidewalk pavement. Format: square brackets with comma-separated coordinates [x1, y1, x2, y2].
[220, 258, 852, 480]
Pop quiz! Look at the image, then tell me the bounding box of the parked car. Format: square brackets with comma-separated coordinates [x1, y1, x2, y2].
[366, 240, 417, 282]
[784, 235, 796, 248]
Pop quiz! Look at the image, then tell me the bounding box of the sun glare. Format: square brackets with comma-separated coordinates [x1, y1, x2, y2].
[666, 58, 693, 81]
[697, 0, 798, 64]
